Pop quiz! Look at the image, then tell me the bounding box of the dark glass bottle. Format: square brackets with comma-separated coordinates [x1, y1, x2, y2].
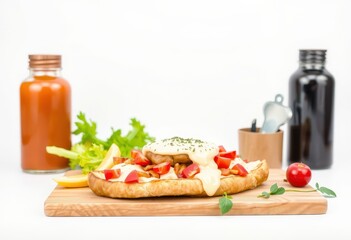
[287, 49, 335, 169]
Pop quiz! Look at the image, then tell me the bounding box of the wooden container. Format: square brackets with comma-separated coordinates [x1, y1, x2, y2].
[238, 128, 283, 168]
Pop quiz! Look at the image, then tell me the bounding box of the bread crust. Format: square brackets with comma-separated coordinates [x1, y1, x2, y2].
[88, 160, 269, 198]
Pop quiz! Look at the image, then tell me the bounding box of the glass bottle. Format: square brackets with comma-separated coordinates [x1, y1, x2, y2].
[287, 49, 335, 169]
[20, 55, 71, 173]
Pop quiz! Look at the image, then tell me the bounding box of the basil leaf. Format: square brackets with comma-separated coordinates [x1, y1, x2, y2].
[219, 193, 233, 215]
[318, 186, 337, 198]
[274, 187, 286, 195]
[258, 191, 271, 198]
[315, 182, 320, 190]
[270, 183, 278, 194]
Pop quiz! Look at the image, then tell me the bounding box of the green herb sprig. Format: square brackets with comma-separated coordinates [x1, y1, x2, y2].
[219, 192, 233, 215]
[257, 183, 285, 198]
[218, 182, 336, 215]
[315, 183, 337, 198]
[258, 183, 336, 199]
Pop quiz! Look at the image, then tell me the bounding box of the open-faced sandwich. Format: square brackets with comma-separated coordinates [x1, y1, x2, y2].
[88, 137, 269, 198]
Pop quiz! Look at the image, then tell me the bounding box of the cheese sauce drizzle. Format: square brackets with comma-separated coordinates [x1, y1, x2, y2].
[142, 137, 221, 196]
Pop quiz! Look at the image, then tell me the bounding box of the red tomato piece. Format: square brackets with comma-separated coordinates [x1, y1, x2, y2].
[104, 169, 121, 181]
[232, 164, 248, 177]
[218, 145, 226, 153]
[286, 163, 312, 187]
[182, 163, 200, 178]
[153, 162, 171, 175]
[177, 171, 185, 178]
[131, 149, 142, 159]
[214, 155, 232, 169]
[219, 151, 236, 160]
[131, 150, 151, 166]
[124, 170, 139, 183]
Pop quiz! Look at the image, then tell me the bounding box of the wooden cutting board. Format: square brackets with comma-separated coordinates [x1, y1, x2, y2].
[44, 169, 327, 216]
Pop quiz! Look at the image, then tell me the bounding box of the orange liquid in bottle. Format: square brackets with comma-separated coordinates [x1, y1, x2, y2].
[20, 55, 71, 173]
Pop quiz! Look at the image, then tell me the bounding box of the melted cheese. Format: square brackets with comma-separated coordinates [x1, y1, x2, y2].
[142, 137, 220, 196]
[197, 164, 221, 196]
[160, 168, 178, 180]
[229, 158, 261, 172]
[244, 161, 261, 172]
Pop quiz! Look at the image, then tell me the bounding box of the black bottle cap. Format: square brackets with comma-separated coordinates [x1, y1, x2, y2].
[299, 49, 326, 64]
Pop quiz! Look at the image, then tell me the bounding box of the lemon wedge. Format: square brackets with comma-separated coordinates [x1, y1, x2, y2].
[54, 144, 121, 188]
[53, 174, 88, 188]
[96, 143, 121, 170]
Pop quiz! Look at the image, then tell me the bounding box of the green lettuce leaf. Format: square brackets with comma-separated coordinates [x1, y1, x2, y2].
[47, 143, 107, 174]
[47, 112, 155, 173]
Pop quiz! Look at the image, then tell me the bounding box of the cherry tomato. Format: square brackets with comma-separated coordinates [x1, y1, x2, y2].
[104, 169, 121, 181]
[231, 164, 248, 177]
[182, 163, 200, 178]
[124, 170, 139, 183]
[131, 150, 150, 166]
[286, 163, 312, 187]
[214, 155, 232, 169]
[153, 162, 171, 175]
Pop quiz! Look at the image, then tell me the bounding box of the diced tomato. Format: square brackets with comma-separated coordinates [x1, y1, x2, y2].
[219, 151, 236, 160]
[232, 164, 248, 177]
[214, 155, 232, 169]
[124, 170, 139, 183]
[104, 169, 121, 181]
[177, 171, 185, 178]
[218, 145, 226, 153]
[182, 163, 200, 178]
[131, 149, 142, 159]
[153, 162, 171, 175]
[113, 157, 129, 165]
[131, 150, 151, 166]
[220, 168, 231, 176]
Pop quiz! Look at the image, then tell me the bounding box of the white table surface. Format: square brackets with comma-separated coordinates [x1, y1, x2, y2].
[1, 149, 350, 240]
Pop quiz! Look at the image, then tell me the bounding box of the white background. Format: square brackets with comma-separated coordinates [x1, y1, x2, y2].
[1, 0, 351, 239]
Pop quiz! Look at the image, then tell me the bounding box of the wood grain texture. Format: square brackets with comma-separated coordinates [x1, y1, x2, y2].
[238, 128, 283, 168]
[44, 169, 327, 216]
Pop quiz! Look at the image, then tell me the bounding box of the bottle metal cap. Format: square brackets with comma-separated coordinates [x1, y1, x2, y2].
[299, 49, 326, 64]
[28, 54, 61, 68]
